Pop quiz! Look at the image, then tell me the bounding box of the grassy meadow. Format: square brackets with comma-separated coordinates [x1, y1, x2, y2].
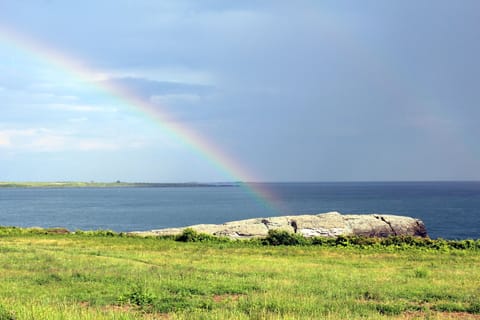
[0, 228, 479, 319]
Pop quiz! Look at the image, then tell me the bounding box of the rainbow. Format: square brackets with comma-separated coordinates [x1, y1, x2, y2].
[0, 24, 283, 213]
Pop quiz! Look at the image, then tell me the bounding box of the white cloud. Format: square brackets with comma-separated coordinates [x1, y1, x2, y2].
[48, 103, 118, 113]
[0, 132, 11, 146]
[0, 129, 36, 149]
[0, 128, 145, 152]
[97, 67, 215, 85]
[0, 128, 67, 152]
[30, 133, 68, 152]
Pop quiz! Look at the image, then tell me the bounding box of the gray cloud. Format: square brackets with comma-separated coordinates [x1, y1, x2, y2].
[102, 77, 212, 99]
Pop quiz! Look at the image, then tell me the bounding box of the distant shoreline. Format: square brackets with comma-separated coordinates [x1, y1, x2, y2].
[0, 181, 239, 188]
[2, 180, 479, 189]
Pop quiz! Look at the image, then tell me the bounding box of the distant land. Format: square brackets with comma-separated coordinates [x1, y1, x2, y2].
[0, 181, 238, 188]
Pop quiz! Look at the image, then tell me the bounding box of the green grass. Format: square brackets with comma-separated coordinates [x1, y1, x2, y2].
[0, 230, 479, 319]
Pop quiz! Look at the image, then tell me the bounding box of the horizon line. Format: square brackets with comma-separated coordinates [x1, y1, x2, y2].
[2, 180, 479, 184]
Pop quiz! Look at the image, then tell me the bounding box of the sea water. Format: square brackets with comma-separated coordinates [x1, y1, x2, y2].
[0, 181, 479, 239]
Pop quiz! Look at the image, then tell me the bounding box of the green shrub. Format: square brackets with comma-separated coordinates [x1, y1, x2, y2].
[310, 236, 336, 246]
[259, 232, 480, 249]
[449, 239, 476, 250]
[44, 228, 70, 235]
[335, 235, 349, 247]
[119, 285, 156, 309]
[262, 229, 309, 246]
[175, 228, 222, 243]
[347, 236, 380, 247]
[74, 230, 117, 237]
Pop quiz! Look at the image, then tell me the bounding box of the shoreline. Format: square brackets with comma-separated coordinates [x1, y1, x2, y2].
[0, 181, 238, 188]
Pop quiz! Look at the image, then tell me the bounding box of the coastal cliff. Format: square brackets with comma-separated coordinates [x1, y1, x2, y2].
[131, 212, 428, 239]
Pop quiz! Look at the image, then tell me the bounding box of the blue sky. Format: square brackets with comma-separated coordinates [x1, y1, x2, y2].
[0, 0, 479, 182]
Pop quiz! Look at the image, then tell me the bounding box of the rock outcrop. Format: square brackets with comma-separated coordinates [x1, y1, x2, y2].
[130, 212, 428, 239]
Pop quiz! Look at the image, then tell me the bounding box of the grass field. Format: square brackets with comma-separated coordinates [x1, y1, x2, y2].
[0, 229, 479, 319]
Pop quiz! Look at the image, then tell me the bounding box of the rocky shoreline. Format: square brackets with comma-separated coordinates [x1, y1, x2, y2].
[130, 212, 428, 239]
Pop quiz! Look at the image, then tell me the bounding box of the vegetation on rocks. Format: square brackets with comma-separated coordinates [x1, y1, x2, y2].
[0, 227, 479, 319]
[173, 228, 480, 251]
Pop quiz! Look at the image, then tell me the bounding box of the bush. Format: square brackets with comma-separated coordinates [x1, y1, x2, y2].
[262, 229, 308, 246]
[260, 233, 480, 250]
[175, 228, 222, 243]
[74, 230, 117, 237]
[44, 228, 70, 235]
[347, 236, 380, 247]
[310, 236, 336, 246]
[335, 235, 349, 247]
[449, 239, 476, 250]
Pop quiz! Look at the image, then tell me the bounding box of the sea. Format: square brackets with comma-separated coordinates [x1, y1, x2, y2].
[0, 181, 479, 239]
